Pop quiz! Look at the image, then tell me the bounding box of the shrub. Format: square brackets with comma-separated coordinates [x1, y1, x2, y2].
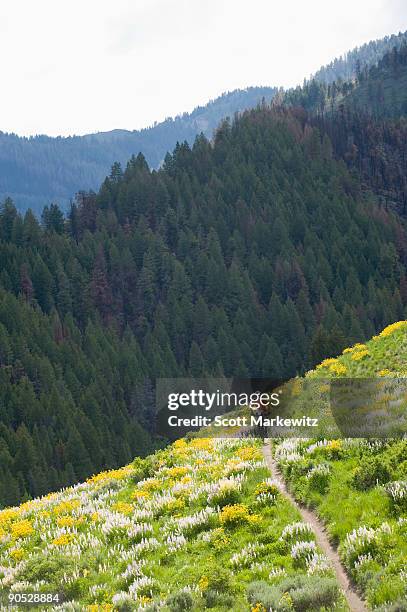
[285, 576, 340, 610]
[305, 464, 331, 494]
[247, 576, 339, 611]
[166, 590, 194, 611]
[209, 483, 241, 507]
[375, 598, 407, 612]
[202, 589, 235, 608]
[352, 456, 392, 490]
[247, 581, 291, 611]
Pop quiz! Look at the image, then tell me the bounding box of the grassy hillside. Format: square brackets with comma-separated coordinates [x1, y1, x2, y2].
[0, 438, 346, 611]
[275, 320, 407, 610]
[1, 321, 406, 610]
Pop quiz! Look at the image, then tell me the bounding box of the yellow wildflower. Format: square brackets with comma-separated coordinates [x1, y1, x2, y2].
[190, 438, 214, 451]
[173, 439, 188, 449]
[251, 605, 267, 612]
[378, 369, 392, 377]
[199, 575, 209, 591]
[379, 321, 407, 337]
[10, 548, 25, 561]
[132, 490, 150, 500]
[255, 481, 279, 497]
[327, 440, 342, 452]
[0, 508, 20, 525]
[86, 465, 134, 485]
[52, 533, 75, 546]
[351, 350, 369, 361]
[166, 466, 189, 479]
[219, 504, 250, 526]
[11, 520, 34, 539]
[236, 446, 261, 461]
[53, 500, 80, 516]
[343, 343, 368, 354]
[113, 502, 133, 515]
[329, 362, 347, 376]
[316, 357, 338, 369]
[139, 478, 161, 492]
[57, 516, 78, 528]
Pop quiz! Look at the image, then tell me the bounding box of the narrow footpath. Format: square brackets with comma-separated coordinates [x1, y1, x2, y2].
[263, 440, 367, 612]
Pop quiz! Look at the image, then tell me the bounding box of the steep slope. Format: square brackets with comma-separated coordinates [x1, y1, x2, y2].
[312, 30, 407, 85]
[275, 320, 407, 610]
[1, 106, 406, 505]
[340, 44, 407, 119]
[283, 44, 407, 216]
[283, 43, 407, 119]
[0, 438, 348, 611]
[0, 87, 277, 214]
[1, 321, 405, 610]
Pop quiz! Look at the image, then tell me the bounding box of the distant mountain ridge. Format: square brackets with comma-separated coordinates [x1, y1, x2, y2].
[0, 87, 277, 214]
[0, 29, 406, 214]
[312, 29, 407, 84]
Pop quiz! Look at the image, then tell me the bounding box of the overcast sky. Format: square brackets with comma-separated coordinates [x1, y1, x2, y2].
[1, 0, 406, 136]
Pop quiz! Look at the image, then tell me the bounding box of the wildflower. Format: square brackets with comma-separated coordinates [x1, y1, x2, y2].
[236, 446, 261, 461]
[379, 321, 407, 337]
[86, 465, 134, 485]
[53, 500, 80, 515]
[57, 516, 77, 528]
[329, 362, 347, 376]
[291, 540, 317, 564]
[280, 521, 314, 541]
[132, 490, 150, 500]
[166, 533, 187, 552]
[0, 508, 20, 525]
[166, 466, 189, 479]
[230, 543, 265, 568]
[219, 504, 250, 527]
[351, 350, 369, 361]
[113, 501, 133, 515]
[316, 357, 338, 369]
[255, 479, 279, 497]
[251, 604, 267, 612]
[343, 343, 368, 354]
[11, 520, 34, 539]
[378, 369, 392, 376]
[9, 548, 25, 561]
[52, 533, 75, 546]
[199, 575, 209, 591]
[137, 478, 161, 492]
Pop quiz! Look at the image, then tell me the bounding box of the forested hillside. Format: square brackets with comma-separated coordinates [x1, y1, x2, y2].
[0, 87, 277, 214]
[283, 44, 407, 216]
[1, 30, 406, 216]
[0, 105, 406, 506]
[312, 29, 407, 84]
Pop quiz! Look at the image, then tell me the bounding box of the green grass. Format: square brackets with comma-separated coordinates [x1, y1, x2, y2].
[0, 438, 348, 611]
[274, 321, 407, 610]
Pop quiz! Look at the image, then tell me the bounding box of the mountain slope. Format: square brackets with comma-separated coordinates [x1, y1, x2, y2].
[282, 44, 407, 217]
[2, 30, 407, 215]
[275, 320, 407, 610]
[0, 105, 406, 505]
[0, 87, 277, 214]
[0, 438, 348, 610]
[312, 30, 407, 84]
[1, 321, 405, 610]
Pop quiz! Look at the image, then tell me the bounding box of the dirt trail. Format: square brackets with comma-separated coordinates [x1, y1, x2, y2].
[263, 440, 367, 612]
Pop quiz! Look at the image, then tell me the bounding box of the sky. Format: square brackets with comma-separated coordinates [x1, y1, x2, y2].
[1, 0, 406, 137]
